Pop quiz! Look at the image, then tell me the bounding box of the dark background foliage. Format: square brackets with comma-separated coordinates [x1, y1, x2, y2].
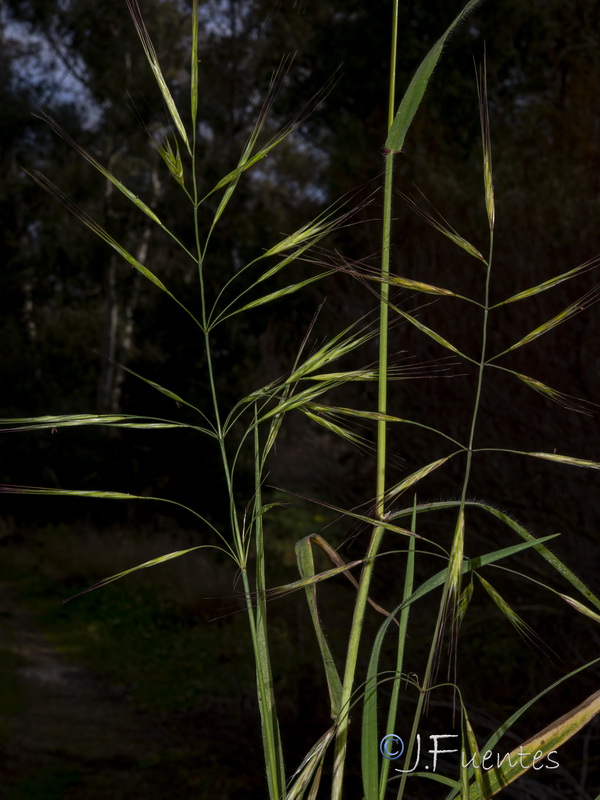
[1, 1, 599, 797]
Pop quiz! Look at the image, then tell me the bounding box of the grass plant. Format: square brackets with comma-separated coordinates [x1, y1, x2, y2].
[3, 0, 600, 797]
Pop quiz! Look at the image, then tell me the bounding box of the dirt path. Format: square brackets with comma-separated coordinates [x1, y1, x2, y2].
[0, 585, 204, 800]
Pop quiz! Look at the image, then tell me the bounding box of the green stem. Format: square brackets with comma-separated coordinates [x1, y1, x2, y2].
[240, 566, 284, 800]
[189, 20, 281, 793]
[203, 331, 245, 561]
[460, 230, 494, 504]
[200, 236, 281, 795]
[379, 534, 415, 799]
[237, 415, 285, 800]
[376, 153, 394, 515]
[396, 685, 427, 798]
[331, 1, 399, 786]
[398, 235, 495, 798]
[191, 101, 206, 332]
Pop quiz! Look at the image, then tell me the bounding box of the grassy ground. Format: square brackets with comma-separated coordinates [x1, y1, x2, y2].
[0, 518, 266, 798]
[1, 514, 598, 799]
[0, 510, 340, 798]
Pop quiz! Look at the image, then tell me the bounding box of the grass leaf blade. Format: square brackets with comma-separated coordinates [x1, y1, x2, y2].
[65, 545, 217, 601]
[385, 0, 485, 154]
[468, 689, 600, 797]
[296, 536, 343, 717]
